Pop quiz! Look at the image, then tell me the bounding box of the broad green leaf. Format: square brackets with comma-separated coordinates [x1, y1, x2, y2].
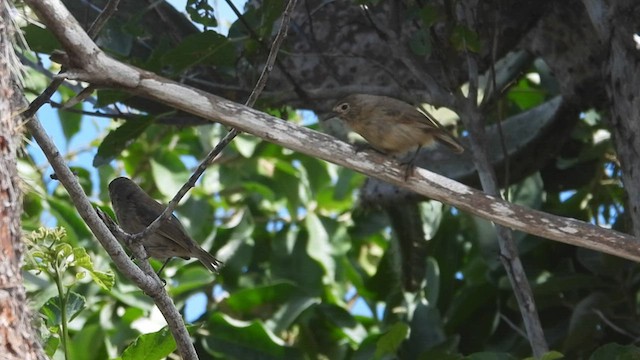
[204, 313, 302, 359]
[589, 343, 640, 360]
[96, 89, 131, 108]
[170, 266, 216, 297]
[404, 303, 446, 357]
[305, 212, 335, 281]
[41, 292, 86, 326]
[375, 322, 409, 358]
[507, 77, 546, 110]
[234, 133, 260, 158]
[94, 116, 155, 167]
[269, 296, 320, 334]
[23, 23, 61, 53]
[69, 323, 106, 360]
[150, 152, 190, 198]
[424, 257, 440, 304]
[163, 31, 234, 72]
[57, 104, 82, 143]
[222, 282, 298, 314]
[121, 327, 176, 360]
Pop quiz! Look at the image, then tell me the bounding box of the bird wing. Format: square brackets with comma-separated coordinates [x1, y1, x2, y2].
[397, 109, 465, 153]
[134, 199, 195, 251]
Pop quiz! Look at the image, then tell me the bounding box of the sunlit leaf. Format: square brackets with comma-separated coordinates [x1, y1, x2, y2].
[121, 327, 176, 360]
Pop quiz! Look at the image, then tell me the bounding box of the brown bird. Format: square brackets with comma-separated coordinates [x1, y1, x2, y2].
[332, 94, 464, 177]
[108, 177, 222, 273]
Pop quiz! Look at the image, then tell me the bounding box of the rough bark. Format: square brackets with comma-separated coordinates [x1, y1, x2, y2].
[0, 1, 46, 358]
[604, 1, 640, 236]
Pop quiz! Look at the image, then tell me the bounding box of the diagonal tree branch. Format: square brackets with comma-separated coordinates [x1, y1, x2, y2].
[23, 117, 198, 359]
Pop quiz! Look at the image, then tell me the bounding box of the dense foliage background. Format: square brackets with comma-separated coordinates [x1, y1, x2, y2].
[16, 0, 640, 359]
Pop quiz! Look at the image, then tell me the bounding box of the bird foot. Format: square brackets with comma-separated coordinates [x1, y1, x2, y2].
[400, 161, 416, 181]
[353, 142, 375, 154]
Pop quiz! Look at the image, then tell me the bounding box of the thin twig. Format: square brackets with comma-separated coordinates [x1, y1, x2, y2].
[360, 5, 456, 108]
[499, 313, 528, 339]
[86, 0, 120, 39]
[592, 309, 637, 340]
[224, 0, 308, 101]
[48, 100, 124, 119]
[130, 0, 299, 245]
[458, 5, 548, 358]
[489, 17, 510, 197]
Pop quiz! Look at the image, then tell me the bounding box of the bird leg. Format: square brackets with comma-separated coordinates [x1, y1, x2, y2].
[398, 146, 422, 180]
[155, 258, 172, 286]
[156, 258, 172, 275]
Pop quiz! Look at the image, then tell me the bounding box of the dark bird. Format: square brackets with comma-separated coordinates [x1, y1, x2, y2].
[332, 94, 464, 177]
[108, 177, 222, 273]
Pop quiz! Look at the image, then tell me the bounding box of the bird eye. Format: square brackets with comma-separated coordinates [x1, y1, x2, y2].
[339, 103, 350, 112]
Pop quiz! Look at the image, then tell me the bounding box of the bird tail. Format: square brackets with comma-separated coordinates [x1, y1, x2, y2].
[434, 133, 465, 154]
[194, 247, 223, 273]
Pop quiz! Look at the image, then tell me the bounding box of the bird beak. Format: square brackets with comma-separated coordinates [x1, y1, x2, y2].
[318, 112, 336, 122]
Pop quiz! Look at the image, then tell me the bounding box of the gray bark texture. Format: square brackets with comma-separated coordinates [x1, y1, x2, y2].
[0, 1, 45, 359]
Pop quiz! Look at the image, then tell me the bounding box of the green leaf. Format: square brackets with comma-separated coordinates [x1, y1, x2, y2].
[538, 351, 565, 360]
[93, 116, 155, 167]
[150, 152, 190, 198]
[57, 106, 82, 143]
[163, 31, 234, 72]
[96, 89, 131, 108]
[72, 247, 115, 291]
[465, 352, 516, 360]
[186, 0, 218, 27]
[589, 343, 640, 360]
[234, 134, 261, 158]
[43, 334, 60, 358]
[405, 303, 446, 357]
[269, 296, 320, 334]
[450, 25, 482, 53]
[375, 322, 409, 358]
[563, 293, 608, 354]
[170, 266, 216, 297]
[66, 292, 86, 321]
[305, 212, 335, 281]
[204, 313, 302, 359]
[271, 225, 324, 295]
[121, 327, 176, 360]
[69, 166, 93, 196]
[424, 257, 440, 306]
[69, 323, 106, 360]
[41, 292, 86, 326]
[507, 77, 546, 110]
[23, 24, 61, 53]
[222, 282, 299, 314]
